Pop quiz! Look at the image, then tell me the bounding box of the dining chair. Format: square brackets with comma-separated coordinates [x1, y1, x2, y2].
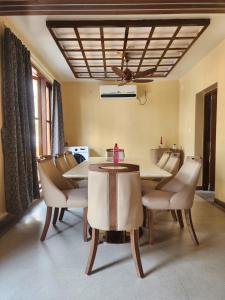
[38, 156, 88, 242]
[55, 153, 71, 173]
[65, 151, 78, 168]
[85, 163, 144, 278]
[163, 152, 180, 174]
[55, 154, 88, 189]
[157, 151, 171, 168]
[142, 156, 202, 246]
[142, 152, 180, 195]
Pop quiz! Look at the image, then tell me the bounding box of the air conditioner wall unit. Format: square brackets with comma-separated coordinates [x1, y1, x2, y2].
[100, 85, 137, 100]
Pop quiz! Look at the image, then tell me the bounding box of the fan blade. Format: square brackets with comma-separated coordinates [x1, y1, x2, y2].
[134, 67, 156, 79]
[94, 78, 121, 81]
[111, 66, 124, 78]
[133, 79, 154, 83]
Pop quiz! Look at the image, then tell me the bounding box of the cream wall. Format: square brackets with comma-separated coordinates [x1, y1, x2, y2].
[61, 81, 179, 159]
[179, 38, 225, 203]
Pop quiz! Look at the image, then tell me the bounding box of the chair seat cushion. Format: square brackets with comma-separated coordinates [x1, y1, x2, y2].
[142, 190, 174, 210]
[141, 179, 158, 194]
[63, 188, 88, 208]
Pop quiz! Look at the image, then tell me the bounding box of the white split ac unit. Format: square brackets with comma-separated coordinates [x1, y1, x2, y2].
[100, 85, 137, 100]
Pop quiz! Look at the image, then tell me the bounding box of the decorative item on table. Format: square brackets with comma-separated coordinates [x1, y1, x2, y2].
[172, 144, 177, 151]
[159, 136, 164, 148]
[113, 143, 119, 164]
[106, 146, 125, 162]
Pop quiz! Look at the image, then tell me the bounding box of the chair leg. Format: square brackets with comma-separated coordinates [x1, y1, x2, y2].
[130, 229, 144, 278]
[40, 207, 52, 241]
[59, 208, 66, 221]
[83, 207, 88, 242]
[171, 210, 177, 222]
[177, 210, 184, 228]
[184, 209, 199, 246]
[53, 208, 59, 225]
[85, 228, 99, 275]
[148, 209, 154, 245]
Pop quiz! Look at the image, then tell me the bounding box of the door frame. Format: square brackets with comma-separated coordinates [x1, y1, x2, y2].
[202, 88, 217, 191]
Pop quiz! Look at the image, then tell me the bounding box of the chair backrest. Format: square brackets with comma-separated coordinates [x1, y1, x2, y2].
[106, 149, 125, 162]
[163, 153, 180, 174]
[161, 156, 202, 193]
[88, 163, 143, 231]
[65, 151, 78, 168]
[55, 154, 70, 174]
[157, 151, 171, 168]
[37, 157, 68, 207]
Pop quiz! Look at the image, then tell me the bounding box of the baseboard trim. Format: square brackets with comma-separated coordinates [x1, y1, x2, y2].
[214, 198, 225, 211]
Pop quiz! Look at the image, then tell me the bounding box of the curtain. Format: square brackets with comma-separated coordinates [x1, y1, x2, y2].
[51, 80, 65, 156]
[1, 28, 40, 215]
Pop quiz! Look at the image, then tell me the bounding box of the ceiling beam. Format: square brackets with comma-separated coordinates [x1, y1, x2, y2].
[1, 1, 225, 15]
[47, 19, 210, 28]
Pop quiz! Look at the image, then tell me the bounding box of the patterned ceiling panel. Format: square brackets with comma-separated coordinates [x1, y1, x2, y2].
[47, 19, 210, 79]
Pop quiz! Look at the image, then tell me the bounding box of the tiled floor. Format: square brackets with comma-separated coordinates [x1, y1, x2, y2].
[0, 195, 225, 300]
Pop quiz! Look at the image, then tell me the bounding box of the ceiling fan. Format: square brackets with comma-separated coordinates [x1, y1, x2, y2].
[111, 52, 156, 85]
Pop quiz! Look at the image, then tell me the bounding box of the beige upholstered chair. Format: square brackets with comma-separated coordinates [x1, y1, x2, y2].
[55, 154, 70, 173]
[55, 154, 88, 189]
[86, 163, 144, 278]
[141, 152, 178, 195]
[38, 157, 88, 242]
[163, 153, 180, 175]
[142, 157, 202, 245]
[157, 151, 171, 168]
[65, 151, 78, 168]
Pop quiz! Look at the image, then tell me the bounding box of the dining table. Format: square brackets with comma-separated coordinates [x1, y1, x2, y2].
[63, 156, 172, 179]
[63, 156, 172, 244]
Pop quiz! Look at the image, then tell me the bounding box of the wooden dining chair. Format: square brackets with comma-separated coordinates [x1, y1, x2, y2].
[86, 163, 144, 278]
[65, 151, 78, 169]
[142, 156, 202, 245]
[141, 151, 173, 194]
[157, 151, 171, 168]
[163, 153, 180, 175]
[37, 156, 88, 242]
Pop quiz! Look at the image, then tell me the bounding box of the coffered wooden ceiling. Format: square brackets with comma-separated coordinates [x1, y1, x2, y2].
[0, 1, 225, 15]
[47, 19, 210, 80]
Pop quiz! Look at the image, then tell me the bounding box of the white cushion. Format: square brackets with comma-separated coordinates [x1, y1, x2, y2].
[142, 190, 174, 210]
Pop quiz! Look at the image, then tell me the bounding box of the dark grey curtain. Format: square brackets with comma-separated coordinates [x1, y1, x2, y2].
[1, 28, 40, 215]
[51, 80, 65, 156]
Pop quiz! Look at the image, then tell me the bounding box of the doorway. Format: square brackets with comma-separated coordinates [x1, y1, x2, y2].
[202, 89, 217, 191]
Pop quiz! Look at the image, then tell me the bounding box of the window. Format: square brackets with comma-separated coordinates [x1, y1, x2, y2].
[32, 67, 52, 157]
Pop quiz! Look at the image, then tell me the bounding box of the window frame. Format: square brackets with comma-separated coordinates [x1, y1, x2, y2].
[32, 66, 52, 157]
